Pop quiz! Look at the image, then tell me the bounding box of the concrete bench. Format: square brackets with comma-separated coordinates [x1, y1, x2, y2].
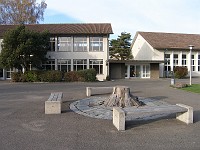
[45, 92, 63, 114]
[86, 87, 114, 96]
[113, 104, 193, 131]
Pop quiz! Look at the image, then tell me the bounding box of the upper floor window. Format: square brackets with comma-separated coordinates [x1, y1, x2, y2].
[74, 37, 87, 52]
[49, 37, 55, 51]
[89, 37, 103, 51]
[198, 55, 200, 71]
[165, 54, 170, 65]
[192, 55, 195, 71]
[58, 37, 72, 51]
[173, 54, 178, 66]
[182, 54, 187, 66]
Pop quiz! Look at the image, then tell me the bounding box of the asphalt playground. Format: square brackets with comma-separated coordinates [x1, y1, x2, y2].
[0, 78, 200, 150]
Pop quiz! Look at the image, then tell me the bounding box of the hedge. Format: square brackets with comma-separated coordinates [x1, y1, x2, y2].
[64, 69, 97, 82]
[11, 69, 97, 82]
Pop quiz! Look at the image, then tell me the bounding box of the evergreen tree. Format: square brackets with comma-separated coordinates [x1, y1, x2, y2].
[109, 32, 133, 60]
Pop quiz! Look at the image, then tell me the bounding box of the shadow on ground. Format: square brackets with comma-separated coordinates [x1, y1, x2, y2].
[125, 113, 176, 130]
[194, 110, 200, 123]
[147, 96, 168, 101]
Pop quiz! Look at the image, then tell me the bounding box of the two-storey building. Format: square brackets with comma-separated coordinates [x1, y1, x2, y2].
[0, 23, 113, 81]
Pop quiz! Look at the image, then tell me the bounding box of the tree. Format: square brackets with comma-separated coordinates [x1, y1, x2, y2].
[0, 0, 47, 24]
[109, 32, 133, 60]
[0, 25, 50, 71]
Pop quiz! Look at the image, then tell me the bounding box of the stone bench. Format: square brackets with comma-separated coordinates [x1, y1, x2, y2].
[45, 92, 63, 114]
[113, 104, 193, 131]
[86, 87, 114, 96]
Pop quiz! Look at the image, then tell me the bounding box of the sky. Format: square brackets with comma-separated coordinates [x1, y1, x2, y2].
[40, 0, 200, 39]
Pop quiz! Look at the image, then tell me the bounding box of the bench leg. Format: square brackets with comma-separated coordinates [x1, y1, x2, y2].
[86, 87, 92, 97]
[176, 104, 193, 124]
[45, 101, 62, 114]
[113, 107, 125, 131]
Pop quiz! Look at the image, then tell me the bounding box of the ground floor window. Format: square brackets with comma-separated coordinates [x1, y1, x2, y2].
[58, 59, 71, 72]
[42, 60, 55, 70]
[0, 68, 3, 78]
[89, 59, 103, 74]
[125, 64, 150, 78]
[6, 68, 14, 79]
[142, 65, 150, 78]
[73, 59, 87, 71]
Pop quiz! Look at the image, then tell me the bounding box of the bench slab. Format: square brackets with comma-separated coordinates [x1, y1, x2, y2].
[86, 87, 114, 96]
[45, 92, 63, 114]
[113, 104, 193, 131]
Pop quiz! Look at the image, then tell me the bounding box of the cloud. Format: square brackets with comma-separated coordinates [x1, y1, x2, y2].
[44, 0, 200, 38]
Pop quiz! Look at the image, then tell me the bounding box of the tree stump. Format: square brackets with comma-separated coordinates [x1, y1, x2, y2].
[104, 86, 144, 108]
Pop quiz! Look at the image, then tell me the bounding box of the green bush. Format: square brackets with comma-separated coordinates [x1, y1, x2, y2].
[24, 71, 40, 82]
[82, 68, 97, 82]
[174, 66, 188, 79]
[11, 69, 96, 82]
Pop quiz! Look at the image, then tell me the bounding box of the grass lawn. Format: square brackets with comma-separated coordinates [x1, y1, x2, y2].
[182, 84, 200, 93]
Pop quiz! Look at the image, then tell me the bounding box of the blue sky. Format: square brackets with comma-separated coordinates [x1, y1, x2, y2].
[41, 0, 200, 39]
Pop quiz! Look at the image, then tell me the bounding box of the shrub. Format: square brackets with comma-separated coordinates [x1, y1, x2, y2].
[174, 66, 188, 79]
[24, 71, 40, 82]
[64, 71, 80, 82]
[82, 68, 97, 82]
[11, 72, 22, 82]
[42, 70, 63, 82]
[64, 69, 97, 82]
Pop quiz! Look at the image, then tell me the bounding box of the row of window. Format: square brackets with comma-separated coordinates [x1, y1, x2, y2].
[165, 54, 200, 72]
[50, 36, 103, 52]
[42, 59, 103, 74]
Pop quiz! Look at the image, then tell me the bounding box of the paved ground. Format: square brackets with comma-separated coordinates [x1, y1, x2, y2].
[0, 78, 200, 150]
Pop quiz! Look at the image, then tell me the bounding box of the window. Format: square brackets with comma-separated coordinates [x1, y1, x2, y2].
[49, 37, 55, 51]
[89, 59, 103, 74]
[6, 68, 14, 79]
[164, 54, 171, 76]
[192, 55, 195, 71]
[42, 60, 55, 70]
[74, 37, 87, 52]
[58, 59, 71, 72]
[89, 37, 103, 51]
[73, 59, 87, 71]
[198, 55, 200, 71]
[0, 68, 3, 78]
[173, 54, 178, 66]
[182, 54, 187, 66]
[58, 37, 72, 51]
[142, 65, 150, 78]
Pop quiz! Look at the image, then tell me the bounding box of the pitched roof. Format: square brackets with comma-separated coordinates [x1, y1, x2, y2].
[0, 23, 113, 37]
[137, 31, 200, 50]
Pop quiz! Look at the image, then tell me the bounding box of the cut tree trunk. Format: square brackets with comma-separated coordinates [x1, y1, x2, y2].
[104, 86, 144, 107]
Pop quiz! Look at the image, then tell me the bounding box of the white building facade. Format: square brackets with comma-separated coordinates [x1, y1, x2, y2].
[0, 24, 113, 81]
[131, 32, 200, 78]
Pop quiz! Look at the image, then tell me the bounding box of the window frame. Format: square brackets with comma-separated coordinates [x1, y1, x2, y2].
[57, 37, 72, 52]
[73, 37, 88, 52]
[89, 59, 103, 74]
[73, 59, 87, 71]
[89, 36, 103, 52]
